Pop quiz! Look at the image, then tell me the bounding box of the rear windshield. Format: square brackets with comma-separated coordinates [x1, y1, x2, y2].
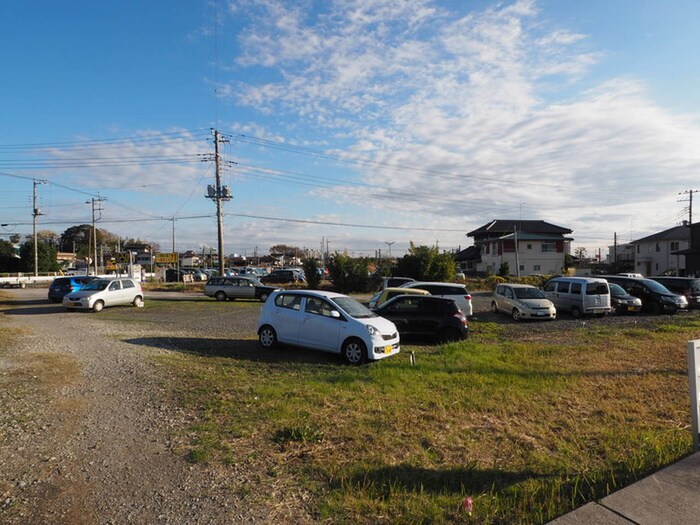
[52, 278, 70, 286]
[586, 282, 609, 295]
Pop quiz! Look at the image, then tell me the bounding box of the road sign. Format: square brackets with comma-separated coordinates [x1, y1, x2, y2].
[156, 252, 178, 264]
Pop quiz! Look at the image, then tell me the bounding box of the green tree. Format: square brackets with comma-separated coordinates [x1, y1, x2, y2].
[0, 239, 21, 272]
[393, 243, 455, 281]
[498, 261, 510, 277]
[19, 240, 60, 273]
[302, 258, 321, 289]
[327, 254, 370, 293]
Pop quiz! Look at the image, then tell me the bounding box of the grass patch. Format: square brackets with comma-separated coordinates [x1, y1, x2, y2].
[146, 308, 697, 524]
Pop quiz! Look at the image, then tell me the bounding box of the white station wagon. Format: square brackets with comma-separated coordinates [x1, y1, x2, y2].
[257, 290, 400, 365]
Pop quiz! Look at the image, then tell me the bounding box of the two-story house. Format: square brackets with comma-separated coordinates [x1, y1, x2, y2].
[462, 220, 573, 276]
[630, 223, 689, 276]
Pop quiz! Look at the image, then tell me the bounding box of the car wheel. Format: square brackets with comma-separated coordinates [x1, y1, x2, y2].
[92, 300, 104, 313]
[491, 302, 498, 313]
[571, 306, 581, 319]
[258, 325, 277, 349]
[342, 338, 367, 366]
[133, 296, 144, 308]
[259, 292, 269, 302]
[512, 308, 522, 321]
[215, 291, 227, 302]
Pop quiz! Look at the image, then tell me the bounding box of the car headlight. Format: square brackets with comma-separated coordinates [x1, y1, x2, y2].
[366, 324, 378, 336]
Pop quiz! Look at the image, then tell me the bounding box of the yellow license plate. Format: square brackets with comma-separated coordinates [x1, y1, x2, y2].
[384, 345, 392, 354]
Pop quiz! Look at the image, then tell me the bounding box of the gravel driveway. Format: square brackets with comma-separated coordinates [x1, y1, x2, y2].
[0, 288, 266, 525]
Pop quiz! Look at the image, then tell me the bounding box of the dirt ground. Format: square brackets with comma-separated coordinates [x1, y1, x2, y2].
[0, 288, 268, 525]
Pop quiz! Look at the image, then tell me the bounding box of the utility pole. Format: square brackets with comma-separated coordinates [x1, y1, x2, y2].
[384, 241, 395, 260]
[613, 232, 618, 268]
[679, 190, 699, 225]
[513, 225, 521, 278]
[32, 178, 47, 277]
[87, 196, 106, 276]
[206, 129, 231, 276]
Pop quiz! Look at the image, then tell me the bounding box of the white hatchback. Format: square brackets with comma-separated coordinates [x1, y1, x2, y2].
[63, 278, 145, 312]
[257, 290, 400, 365]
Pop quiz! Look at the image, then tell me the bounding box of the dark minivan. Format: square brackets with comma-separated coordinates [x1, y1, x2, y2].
[373, 295, 468, 342]
[602, 275, 688, 314]
[649, 276, 700, 309]
[48, 276, 97, 303]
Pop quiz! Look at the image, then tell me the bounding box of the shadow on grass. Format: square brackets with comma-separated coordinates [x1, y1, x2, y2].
[339, 464, 546, 494]
[1, 302, 66, 315]
[124, 336, 342, 365]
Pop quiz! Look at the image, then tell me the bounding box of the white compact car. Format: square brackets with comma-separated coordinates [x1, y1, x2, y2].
[257, 290, 400, 365]
[63, 278, 144, 312]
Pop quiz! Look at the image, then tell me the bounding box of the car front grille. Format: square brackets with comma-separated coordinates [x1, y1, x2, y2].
[382, 332, 398, 341]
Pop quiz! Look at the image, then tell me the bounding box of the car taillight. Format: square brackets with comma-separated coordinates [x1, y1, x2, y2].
[454, 313, 468, 326]
[464, 294, 472, 300]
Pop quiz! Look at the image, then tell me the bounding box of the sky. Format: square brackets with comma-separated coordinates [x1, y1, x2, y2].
[2, 0, 700, 259]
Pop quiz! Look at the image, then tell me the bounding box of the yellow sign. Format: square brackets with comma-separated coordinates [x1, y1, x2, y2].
[156, 252, 178, 264]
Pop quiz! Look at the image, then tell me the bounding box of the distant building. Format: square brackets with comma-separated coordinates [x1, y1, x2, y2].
[462, 220, 573, 276]
[606, 243, 635, 266]
[630, 224, 689, 276]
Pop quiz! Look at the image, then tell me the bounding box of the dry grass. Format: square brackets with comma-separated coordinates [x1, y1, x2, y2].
[153, 314, 698, 524]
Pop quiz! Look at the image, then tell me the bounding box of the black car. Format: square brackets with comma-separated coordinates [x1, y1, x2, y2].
[260, 269, 304, 284]
[608, 282, 642, 314]
[649, 276, 700, 309]
[48, 276, 97, 303]
[601, 275, 688, 314]
[373, 295, 468, 342]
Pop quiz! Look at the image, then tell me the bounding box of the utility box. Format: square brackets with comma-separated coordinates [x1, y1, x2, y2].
[688, 340, 700, 451]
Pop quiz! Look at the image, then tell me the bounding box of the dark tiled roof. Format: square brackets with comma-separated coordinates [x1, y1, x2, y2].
[454, 245, 480, 261]
[631, 225, 690, 244]
[467, 220, 572, 237]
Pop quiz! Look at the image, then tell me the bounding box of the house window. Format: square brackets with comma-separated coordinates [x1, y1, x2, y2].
[636, 245, 640, 254]
[527, 244, 532, 250]
[541, 242, 556, 253]
[519, 265, 525, 272]
[655, 243, 660, 252]
[533, 265, 541, 272]
[670, 241, 679, 251]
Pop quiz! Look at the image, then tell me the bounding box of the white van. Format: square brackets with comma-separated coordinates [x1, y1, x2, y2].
[543, 277, 611, 318]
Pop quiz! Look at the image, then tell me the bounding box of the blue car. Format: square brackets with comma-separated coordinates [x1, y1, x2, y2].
[48, 276, 97, 303]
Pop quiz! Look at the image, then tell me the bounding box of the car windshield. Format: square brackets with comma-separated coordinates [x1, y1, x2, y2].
[514, 287, 545, 299]
[642, 279, 672, 294]
[331, 296, 377, 318]
[609, 283, 626, 295]
[81, 279, 109, 291]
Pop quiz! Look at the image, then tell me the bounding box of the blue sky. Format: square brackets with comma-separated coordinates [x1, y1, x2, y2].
[2, 0, 700, 258]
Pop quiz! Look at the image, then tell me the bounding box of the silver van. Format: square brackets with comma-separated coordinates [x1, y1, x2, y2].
[543, 277, 611, 318]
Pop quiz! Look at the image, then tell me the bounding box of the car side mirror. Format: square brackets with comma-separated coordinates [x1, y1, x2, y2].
[330, 310, 341, 318]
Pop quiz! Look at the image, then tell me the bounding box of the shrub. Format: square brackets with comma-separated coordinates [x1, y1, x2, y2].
[302, 258, 321, 289]
[327, 254, 370, 293]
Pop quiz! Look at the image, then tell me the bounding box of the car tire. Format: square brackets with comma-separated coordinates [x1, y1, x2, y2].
[342, 338, 367, 365]
[133, 296, 144, 308]
[92, 300, 104, 313]
[491, 302, 498, 313]
[571, 306, 581, 319]
[215, 291, 227, 302]
[258, 325, 277, 349]
[259, 292, 269, 302]
[512, 308, 522, 321]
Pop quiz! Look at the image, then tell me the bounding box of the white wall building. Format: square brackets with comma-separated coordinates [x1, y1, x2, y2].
[631, 224, 689, 276]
